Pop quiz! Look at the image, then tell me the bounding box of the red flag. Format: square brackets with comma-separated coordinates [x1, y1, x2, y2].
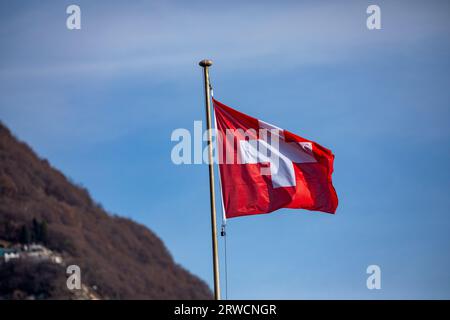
[213, 99, 338, 218]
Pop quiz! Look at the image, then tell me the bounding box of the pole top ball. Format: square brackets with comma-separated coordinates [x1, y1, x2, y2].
[199, 59, 213, 67]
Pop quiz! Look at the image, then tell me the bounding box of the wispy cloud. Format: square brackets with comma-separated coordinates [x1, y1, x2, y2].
[1, 0, 449, 80]
[0, 0, 449, 149]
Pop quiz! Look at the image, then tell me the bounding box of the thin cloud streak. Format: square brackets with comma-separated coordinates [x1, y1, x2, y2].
[1, 1, 449, 80]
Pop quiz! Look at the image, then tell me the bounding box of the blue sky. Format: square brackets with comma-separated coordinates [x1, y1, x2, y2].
[1, 0, 449, 299]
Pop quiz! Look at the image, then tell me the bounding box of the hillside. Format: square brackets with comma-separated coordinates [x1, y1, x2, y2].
[0, 122, 212, 299]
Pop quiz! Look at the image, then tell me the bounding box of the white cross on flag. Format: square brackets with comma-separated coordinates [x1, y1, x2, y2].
[213, 99, 338, 219]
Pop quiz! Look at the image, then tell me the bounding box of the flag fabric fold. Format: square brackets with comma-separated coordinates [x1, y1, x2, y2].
[213, 98, 338, 219]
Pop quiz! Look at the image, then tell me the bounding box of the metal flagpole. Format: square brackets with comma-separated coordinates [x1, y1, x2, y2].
[199, 59, 221, 300]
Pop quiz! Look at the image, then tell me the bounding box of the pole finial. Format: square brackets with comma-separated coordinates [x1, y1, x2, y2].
[199, 59, 213, 67]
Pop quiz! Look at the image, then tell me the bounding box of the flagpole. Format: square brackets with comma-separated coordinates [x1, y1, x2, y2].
[199, 59, 221, 300]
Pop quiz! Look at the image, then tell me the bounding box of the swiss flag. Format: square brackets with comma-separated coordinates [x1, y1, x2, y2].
[213, 99, 338, 218]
